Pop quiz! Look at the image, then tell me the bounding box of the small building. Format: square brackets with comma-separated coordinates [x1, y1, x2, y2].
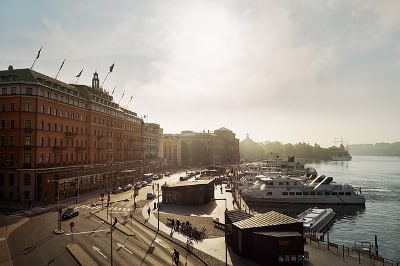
[231, 211, 304, 266]
[161, 179, 215, 205]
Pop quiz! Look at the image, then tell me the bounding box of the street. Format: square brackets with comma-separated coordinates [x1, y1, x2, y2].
[7, 172, 201, 265]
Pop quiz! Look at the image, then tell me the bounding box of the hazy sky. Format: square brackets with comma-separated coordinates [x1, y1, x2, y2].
[1, 1, 399, 147]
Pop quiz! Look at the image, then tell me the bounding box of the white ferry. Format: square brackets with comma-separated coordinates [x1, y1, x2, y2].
[297, 207, 336, 234]
[240, 174, 365, 205]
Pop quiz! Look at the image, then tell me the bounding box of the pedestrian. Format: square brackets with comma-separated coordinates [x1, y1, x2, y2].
[220, 186, 223, 194]
[147, 206, 151, 217]
[176, 219, 180, 231]
[171, 218, 175, 229]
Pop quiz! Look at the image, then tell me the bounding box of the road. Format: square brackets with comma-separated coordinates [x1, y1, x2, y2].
[8, 171, 201, 265]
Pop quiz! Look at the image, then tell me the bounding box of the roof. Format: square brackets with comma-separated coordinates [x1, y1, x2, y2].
[233, 211, 300, 230]
[164, 179, 214, 188]
[254, 231, 302, 238]
[226, 209, 253, 223]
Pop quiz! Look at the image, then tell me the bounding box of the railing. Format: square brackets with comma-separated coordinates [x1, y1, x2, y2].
[307, 236, 399, 265]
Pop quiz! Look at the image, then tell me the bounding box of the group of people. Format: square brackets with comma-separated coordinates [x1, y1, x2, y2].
[170, 218, 192, 233]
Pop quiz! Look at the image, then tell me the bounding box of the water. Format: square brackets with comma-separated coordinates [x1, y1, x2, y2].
[251, 156, 400, 262]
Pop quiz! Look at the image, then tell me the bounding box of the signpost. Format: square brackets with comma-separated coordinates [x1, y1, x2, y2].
[70, 222, 75, 243]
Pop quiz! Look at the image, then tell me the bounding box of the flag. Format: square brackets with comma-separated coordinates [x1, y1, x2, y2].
[36, 46, 42, 59]
[76, 68, 83, 78]
[143, 115, 146, 118]
[58, 58, 65, 72]
[109, 63, 115, 73]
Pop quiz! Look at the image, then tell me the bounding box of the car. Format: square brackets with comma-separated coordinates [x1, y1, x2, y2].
[141, 181, 148, 186]
[152, 174, 160, 180]
[112, 186, 123, 194]
[134, 183, 142, 189]
[62, 207, 79, 219]
[146, 193, 155, 200]
[123, 183, 133, 191]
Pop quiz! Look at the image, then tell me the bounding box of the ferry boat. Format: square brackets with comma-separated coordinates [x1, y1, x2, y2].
[240, 174, 365, 205]
[297, 207, 336, 234]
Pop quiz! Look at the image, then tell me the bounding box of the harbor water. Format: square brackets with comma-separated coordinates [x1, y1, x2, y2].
[250, 155, 400, 262]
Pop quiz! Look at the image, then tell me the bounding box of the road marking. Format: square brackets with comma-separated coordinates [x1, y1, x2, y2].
[154, 238, 167, 248]
[92, 245, 107, 259]
[66, 229, 110, 235]
[117, 243, 133, 254]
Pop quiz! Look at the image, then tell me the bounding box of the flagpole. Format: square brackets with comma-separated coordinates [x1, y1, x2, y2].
[101, 63, 115, 88]
[118, 90, 125, 105]
[75, 68, 84, 84]
[55, 58, 66, 80]
[31, 45, 43, 70]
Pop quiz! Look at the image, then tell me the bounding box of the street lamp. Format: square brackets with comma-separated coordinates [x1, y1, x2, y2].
[212, 198, 227, 266]
[48, 179, 63, 234]
[157, 183, 160, 231]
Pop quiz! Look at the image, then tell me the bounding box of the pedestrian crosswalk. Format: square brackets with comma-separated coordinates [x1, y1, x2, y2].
[78, 204, 133, 212]
[9, 207, 49, 217]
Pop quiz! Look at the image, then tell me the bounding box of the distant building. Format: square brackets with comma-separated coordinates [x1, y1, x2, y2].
[161, 128, 239, 169]
[161, 179, 215, 205]
[143, 123, 163, 172]
[0, 66, 143, 202]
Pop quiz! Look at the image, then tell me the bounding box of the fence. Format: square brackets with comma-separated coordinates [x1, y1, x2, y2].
[307, 236, 399, 266]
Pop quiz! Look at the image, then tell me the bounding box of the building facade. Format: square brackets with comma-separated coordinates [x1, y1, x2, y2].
[143, 123, 163, 173]
[0, 66, 143, 203]
[161, 128, 240, 169]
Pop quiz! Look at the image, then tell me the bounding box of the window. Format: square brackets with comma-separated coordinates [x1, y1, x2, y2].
[11, 87, 16, 94]
[39, 154, 43, 163]
[24, 153, 31, 164]
[54, 123, 57, 132]
[53, 108, 57, 116]
[24, 120, 31, 129]
[10, 136, 15, 146]
[10, 120, 14, 129]
[24, 173, 31, 185]
[47, 107, 51, 114]
[40, 121, 44, 130]
[10, 103, 15, 111]
[25, 136, 31, 146]
[1, 104, 5, 112]
[9, 174, 14, 186]
[25, 103, 32, 112]
[2, 88, 7, 95]
[40, 137, 44, 147]
[26, 88, 33, 95]
[9, 153, 14, 164]
[40, 105, 44, 113]
[1, 120, 5, 129]
[0, 174, 4, 186]
[47, 122, 51, 131]
[0, 136, 5, 146]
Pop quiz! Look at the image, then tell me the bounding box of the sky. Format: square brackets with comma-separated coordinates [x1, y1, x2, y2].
[1, 0, 400, 148]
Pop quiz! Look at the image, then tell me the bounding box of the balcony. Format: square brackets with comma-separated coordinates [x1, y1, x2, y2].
[24, 127, 32, 133]
[65, 132, 77, 138]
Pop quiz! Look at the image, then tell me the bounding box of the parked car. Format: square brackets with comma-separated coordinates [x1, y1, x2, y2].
[152, 174, 160, 180]
[62, 207, 79, 219]
[112, 186, 123, 194]
[134, 183, 142, 189]
[146, 193, 155, 200]
[123, 183, 133, 191]
[141, 181, 148, 187]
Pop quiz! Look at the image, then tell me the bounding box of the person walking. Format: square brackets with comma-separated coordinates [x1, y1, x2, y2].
[147, 206, 151, 217]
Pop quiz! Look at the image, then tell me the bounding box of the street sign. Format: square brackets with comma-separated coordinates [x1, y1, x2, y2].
[70, 222, 75, 228]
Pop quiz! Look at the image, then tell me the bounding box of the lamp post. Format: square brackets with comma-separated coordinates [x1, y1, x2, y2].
[212, 198, 227, 266]
[157, 183, 160, 231]
[48, 179, 63, 234]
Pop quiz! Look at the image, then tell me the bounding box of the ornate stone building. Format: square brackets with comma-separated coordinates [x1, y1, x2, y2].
[0, 66, 143, 203]
[143, 123, 163, 172]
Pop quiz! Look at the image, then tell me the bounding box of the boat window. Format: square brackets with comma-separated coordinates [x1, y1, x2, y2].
[332, 192, 337, 195]
[325, 192, 330, 195]
[282, 192, 288, 195]
[289, 192, 295, 195]
[339, 192, 344, 195]
[296, 192, 302, 195]
[303, 192, 309, 195]
[310, 192, 316, 195]
[345, 192, 351, 195]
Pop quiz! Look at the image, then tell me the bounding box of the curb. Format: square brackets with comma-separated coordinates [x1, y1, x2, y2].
[66, 243, 98, 266]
